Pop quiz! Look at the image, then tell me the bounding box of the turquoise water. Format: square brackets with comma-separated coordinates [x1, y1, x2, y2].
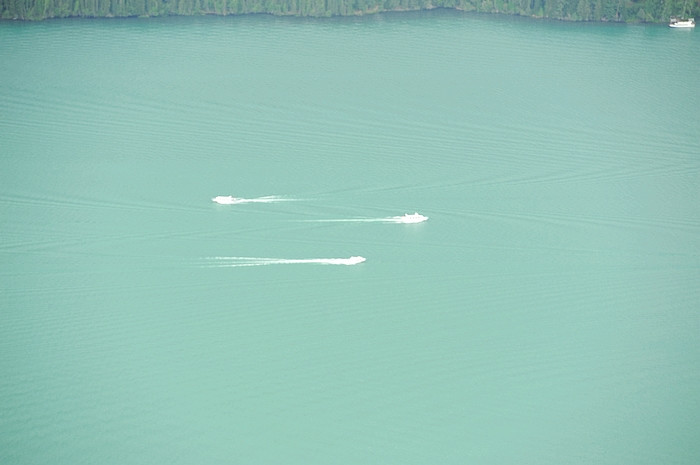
[1, 11, 699, 464]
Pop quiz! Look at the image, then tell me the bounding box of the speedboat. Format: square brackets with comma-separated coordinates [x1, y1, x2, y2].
[212, 195, 239, 204]
[346, 256, 366, 265]
[397, 212, 428, 223]
[669, 17, 695, 27]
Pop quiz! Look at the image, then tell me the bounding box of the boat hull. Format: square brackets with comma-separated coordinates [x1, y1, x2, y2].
[669, 18, 695, 27]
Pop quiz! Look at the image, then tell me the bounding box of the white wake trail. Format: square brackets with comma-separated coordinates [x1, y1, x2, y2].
[306, 213, 428, 224]
[203, 256, 366, 267]
[307, 218, 389, 223]
[212, 195, 297, 205]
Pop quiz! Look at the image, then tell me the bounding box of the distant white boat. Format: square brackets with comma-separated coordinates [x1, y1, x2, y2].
[345, 256, 367, 265]
[396, 212, 428, 223]
[212, 195, 239, 204]
[669, 17, 695, 27]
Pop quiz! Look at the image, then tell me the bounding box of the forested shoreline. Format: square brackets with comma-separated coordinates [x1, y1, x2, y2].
[1, 0, 697, 23]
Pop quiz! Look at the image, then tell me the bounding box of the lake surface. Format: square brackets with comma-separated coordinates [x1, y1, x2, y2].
[1, 11, 699, 464]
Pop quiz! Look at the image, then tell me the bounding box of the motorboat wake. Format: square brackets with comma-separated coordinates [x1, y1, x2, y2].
[305, 212, 428, 224]
[202, 256, 366, 267]
[212, 195, 295, 205]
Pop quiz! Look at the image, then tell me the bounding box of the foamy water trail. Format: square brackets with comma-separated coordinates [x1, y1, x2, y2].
[202, 256, 366, 267]
[307, 213, 428, 224]
[307, 218, 390, 223]
[212, 195, 298, 205]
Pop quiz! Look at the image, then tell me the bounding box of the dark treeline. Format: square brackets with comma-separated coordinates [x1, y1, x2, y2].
[1, 0, 697, 22]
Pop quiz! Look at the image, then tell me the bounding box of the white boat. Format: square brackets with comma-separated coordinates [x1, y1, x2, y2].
[346, 256, 366, 265]
[397, 212, 428, 223]
[669, 17, 695, 27]
[212, 195, 239, 204]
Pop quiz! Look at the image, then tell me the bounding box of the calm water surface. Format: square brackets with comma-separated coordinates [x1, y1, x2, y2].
[1, 11, 699, 464]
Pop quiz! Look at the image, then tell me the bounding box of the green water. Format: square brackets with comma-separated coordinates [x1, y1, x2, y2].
[1, 11, 699, 464]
